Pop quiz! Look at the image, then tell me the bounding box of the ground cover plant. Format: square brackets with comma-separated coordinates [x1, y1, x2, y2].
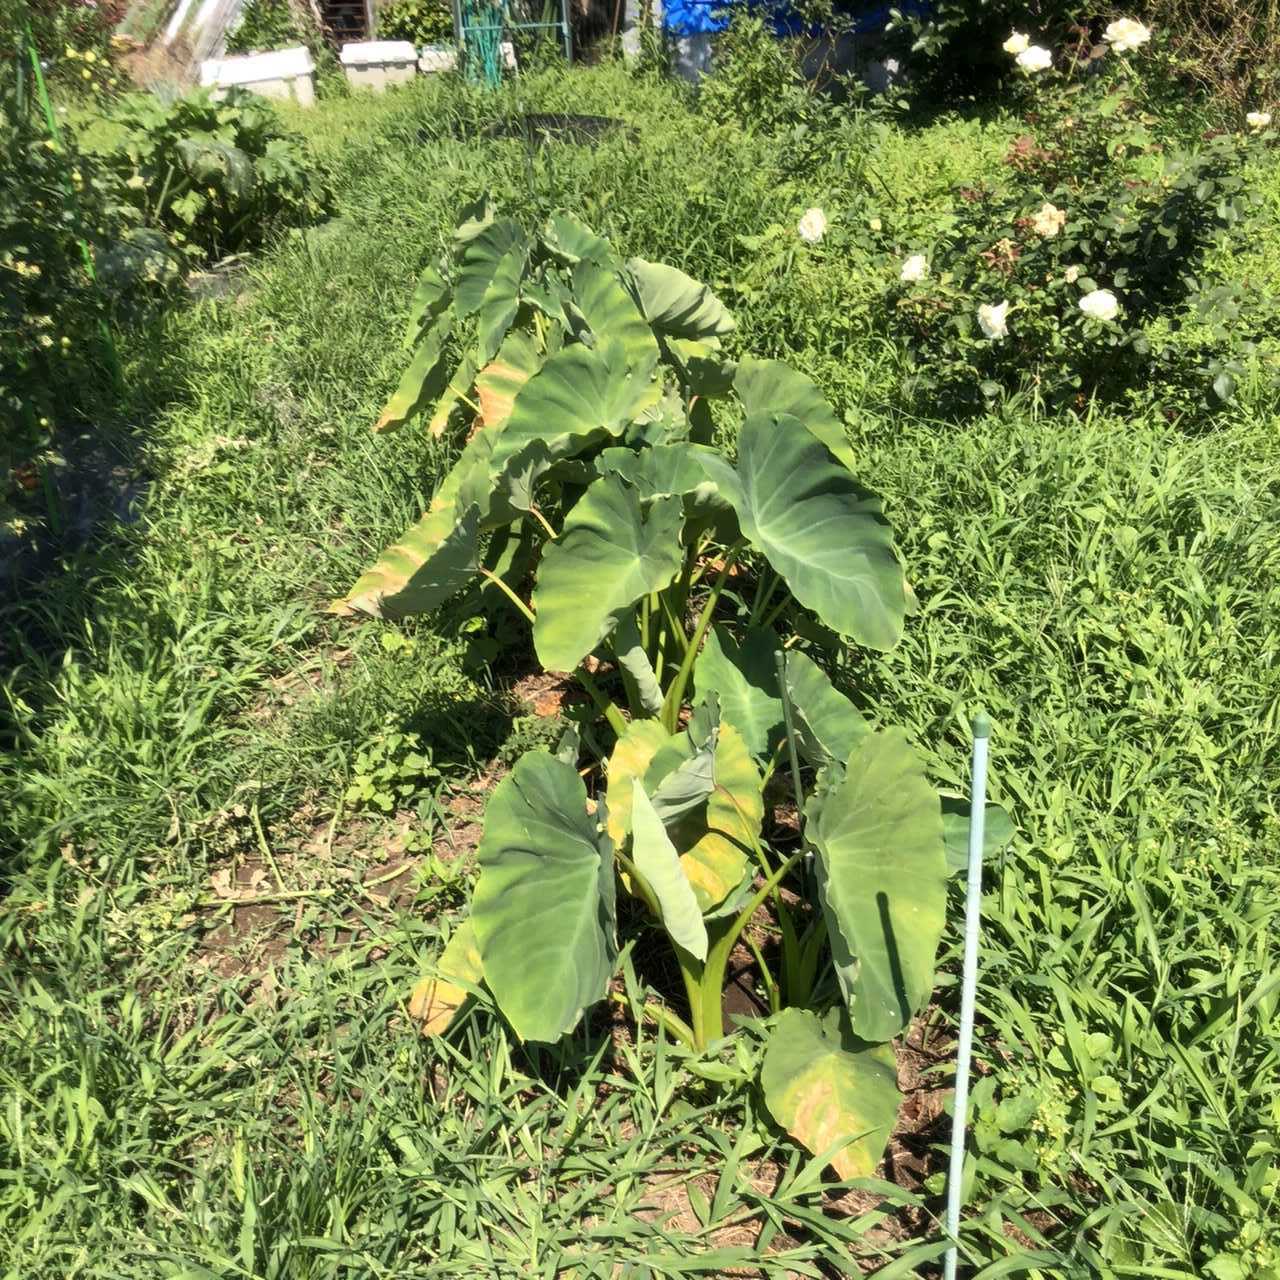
[1, 46, 1278, 1280]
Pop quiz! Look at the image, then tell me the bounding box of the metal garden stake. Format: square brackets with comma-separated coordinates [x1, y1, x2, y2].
[943, 712, 990, 1280]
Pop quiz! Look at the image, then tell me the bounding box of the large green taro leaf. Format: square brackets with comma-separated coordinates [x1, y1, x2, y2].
[532, 473, 684, 672]
[336, 430, 495, 617]
[542, 212, 615, 266]
[693, 625, 784, 762]
[475, 329, 542, 430]
[486, 339, 661, 491]
[454, 220, 526, 318]
[572, 259, 660, 379]
[809, 729, 947, 1042]
[631, 784, 708, 961]
[472, 751, 616, 1043]
[761, 1008, 899, 1179]
[626, 257, 735, 341]
[596, 443, 728, 520]
[476, 243, 528, 364]
[733, 358, 856, 472]
[403, 259, 449, 348]
[783, 649, 868, 768]
[375, 313, 454, 433]
[699, 414, 907, 652]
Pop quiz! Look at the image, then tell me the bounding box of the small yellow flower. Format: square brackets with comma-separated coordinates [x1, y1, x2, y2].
[82, 68, 93, 80]
[869, 217, 882, 232]
[84, 49, 97, 63]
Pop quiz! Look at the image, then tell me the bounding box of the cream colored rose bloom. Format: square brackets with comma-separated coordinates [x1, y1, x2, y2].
[1247, 111, 1272, 130]
[1064, 265, 1081, 284]
[1079, 288, 1120, 321]
[1032, 202, 1067, 237]
[1103, 18, 1151, 53]
[977, 301, 1010, 340]
[900, 254, 929, 283]
[797, 207, 828, 244]
[1016, 45, 1052, 73]
[1003, 31, 1030, 55]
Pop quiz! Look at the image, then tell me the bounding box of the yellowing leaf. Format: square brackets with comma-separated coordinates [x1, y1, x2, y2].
[408, 919, 483, 1037]
[604, 719, 670, 847]
[674, 723, 760, 911]
[761, 1008, 899, 1179]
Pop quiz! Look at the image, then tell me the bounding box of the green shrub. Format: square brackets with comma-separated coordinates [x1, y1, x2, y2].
[225, 0, 304, 53]
[880, 36, 1274, 413]
[377, 0, 455, 47]
[103, 87, 331, 263]
[0, 88, 120, 509]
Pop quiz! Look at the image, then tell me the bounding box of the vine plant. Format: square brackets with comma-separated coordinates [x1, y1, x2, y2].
[335, 200, 1002, 1178]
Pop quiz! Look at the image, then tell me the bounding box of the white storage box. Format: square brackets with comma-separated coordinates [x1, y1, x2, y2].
[418, 42, 517, 75]
[418, 44, 458, 74]
[340, 40, 419, 91]
[200, 45, 316, 106]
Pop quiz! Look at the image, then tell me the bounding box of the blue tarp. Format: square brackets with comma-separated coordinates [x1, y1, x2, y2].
[662, 0, 913, 42]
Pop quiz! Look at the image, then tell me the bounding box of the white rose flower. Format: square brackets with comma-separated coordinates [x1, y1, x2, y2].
[1246, 111, 1272, 130]
[1031, 201, 1067, 237]
[1016, 45, 1053, 73]
[900, 254, 929, 283]
[977, 300, 1010, 340]
[1064, 265, 1081, 283]
[1103, 18, 1151, 53]
[797, 207, 828, 244]
[1078, 288, 1120, 321]
[1003, 31, 1030, 55]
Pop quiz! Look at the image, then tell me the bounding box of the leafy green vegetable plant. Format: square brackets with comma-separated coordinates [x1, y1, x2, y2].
[104, 87, 330, 264]
[342, 202, 991, 1176]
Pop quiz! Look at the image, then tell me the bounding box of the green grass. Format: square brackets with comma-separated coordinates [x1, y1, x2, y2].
[3, 63, 1279, 1278]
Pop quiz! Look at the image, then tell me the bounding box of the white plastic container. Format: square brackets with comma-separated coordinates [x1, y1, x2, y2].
[340, 40, 419, 91]
[418, 44, 458, 74]
[200, 45, 316, 106]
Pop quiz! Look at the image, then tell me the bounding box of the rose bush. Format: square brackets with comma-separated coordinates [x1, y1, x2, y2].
[880, 22, 1275, 414]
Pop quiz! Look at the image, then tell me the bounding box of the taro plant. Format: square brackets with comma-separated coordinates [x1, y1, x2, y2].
[338, 201, 999, 1176]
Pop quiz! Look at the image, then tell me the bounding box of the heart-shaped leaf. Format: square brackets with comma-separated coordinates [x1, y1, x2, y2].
[783, 649, 868, 767]
[631, 784, 708, 961]
[476, 243, 528, 364]
[455, 219, 526, 317]
[475, 329, 542, 430]
[627, 257, 736, 341]
[533, 474, 684, 673]
[761, 1008, 899, 1179]
[734, 358, 856, 472]
[542, 212, 615, 265]
[693, 625, 784, 761]
[488, 339, 661, 487]
[335, 429, 498, 617]
[375, 313, 454, 433]
[471, 752, 616, 1042]
[700, 414, 907, 652]
[572, 259, 660, 378]
[809, 729, 947, 1041]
